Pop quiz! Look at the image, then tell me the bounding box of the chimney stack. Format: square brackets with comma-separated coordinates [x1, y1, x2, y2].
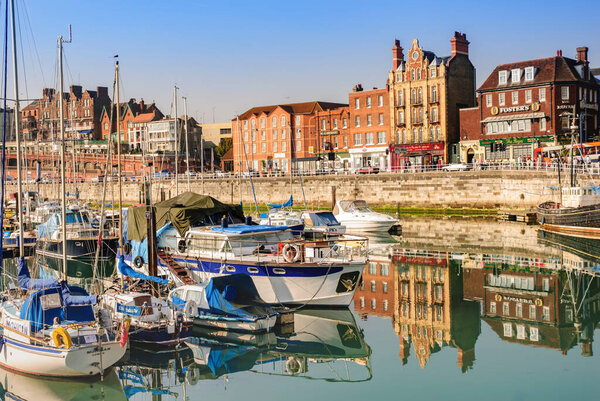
[70, 85, 82, 99]
[392, 39, 404, 70]
[97, 86, 109, 98]
[450, 31, 469, 57]
[557, 50, 563, 57]
[576, 47, 588, 63]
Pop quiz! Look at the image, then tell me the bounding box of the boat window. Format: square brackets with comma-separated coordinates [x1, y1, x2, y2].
[65, 213, 84, 224]
[186, 289, 204, 304]
[40, 293, 61, 310]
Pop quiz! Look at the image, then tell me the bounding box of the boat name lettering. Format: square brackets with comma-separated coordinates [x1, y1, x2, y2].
[116, 303, 142, 316]
[5, 318, 30, 336]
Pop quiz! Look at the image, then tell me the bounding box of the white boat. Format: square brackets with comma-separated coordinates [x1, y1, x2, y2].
[0, 260, 127, 377]
[102, 290, 193, 346]
[168, 274, 278, 332]
[301, 210, 346, 238]
[333, 200, 399, 232]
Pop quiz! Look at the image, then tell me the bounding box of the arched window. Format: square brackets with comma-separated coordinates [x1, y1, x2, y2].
[432, 86, 437, 102]
[251, 119, 256, 129]
[436, 126, 441, 141]
[402, 129, 406, 144]
[418, 68, 421, 79]
[418, 128, 423, 143]
[411, 69, 415, 80]
[430, 127, 434, 141]
[412, 129, 417, 143]
[418, 88, 422, 103]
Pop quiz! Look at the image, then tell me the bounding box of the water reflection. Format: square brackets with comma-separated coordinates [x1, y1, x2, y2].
[114, 308, 371, 398]
[0, 367, 126, 401]
[355, 218, 600, 371]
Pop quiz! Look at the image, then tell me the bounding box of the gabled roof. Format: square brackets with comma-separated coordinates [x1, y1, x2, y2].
[478, 55, 598, 92]
[132, 110, 161, 123]
[236, 101, 348, 120]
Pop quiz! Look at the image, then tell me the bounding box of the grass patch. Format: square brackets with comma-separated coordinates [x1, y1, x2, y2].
[242, 203, 497, 216]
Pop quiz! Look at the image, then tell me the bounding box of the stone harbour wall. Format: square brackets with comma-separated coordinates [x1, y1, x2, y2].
[15, 170, 592, 210]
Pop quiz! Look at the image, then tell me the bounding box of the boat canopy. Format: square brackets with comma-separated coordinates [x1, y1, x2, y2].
[267, 195, 293, 209]
[127, 192, 244, 242]
[209, 225, 288, 235]
[117, 255, 168, 285]
[36, 210, 88, 239]
[128, 223, 175, 267]
[305, 211, 340, 226]
[17, 257, 59, 290]
[19, 285, 95, 332]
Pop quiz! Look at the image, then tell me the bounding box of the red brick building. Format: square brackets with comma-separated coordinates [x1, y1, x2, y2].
[100, 99, 159, 142]
[459, 47, 599, 163]
[348, 85, 391, 171]
[314, 106, 351, 171]
[232, 101, 347, 174]
[354, 256, 395, 318]
[21, 85, 111, 141]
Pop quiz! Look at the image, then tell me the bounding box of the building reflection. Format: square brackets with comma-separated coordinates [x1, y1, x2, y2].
[354, 243, 480, 372]
[354, 229, 600, 370]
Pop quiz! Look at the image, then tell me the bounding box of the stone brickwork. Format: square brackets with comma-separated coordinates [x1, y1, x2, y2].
[16, 170, 585, 211]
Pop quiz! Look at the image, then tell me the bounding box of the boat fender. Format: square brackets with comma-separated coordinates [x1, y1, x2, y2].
[52, 327, 73, 348]
[285, 356, 302, 374]
[282, 243, 301, 263]
[122, 242, 132, 255]
[178, 239, 187, 253]
[186, 366, 199, 385]
[133, 256, 144, 268]
[184, 300, 198, 319]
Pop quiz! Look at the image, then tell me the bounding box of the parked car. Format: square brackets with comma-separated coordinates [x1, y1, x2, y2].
[354, 166, 380, 175]
[442, 163, 470, 171]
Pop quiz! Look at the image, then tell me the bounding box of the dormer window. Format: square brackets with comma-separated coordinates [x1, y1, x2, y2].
[511, 69, 521, 83]
[524, 67, 535, 81]
[498, 71, 508, 85]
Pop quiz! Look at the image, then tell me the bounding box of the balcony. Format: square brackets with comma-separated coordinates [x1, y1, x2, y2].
[396, 102, 405, 107]
[411, 100, 423, 106]
[429, 97, 439, 104]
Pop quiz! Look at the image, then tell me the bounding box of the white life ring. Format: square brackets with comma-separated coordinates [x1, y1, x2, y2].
[282, 243, 301, 263]
[186, 366, 199, 385]
[285, 356, 302, 374]
[183, 300, 198, 319]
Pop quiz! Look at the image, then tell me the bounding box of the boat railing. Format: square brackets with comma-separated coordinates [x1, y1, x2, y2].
[170, 234, 369, 265]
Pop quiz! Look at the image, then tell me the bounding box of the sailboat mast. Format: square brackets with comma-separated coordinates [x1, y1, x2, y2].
[58, 33, 70, 280]
[116, 61, 123, 252]
[183, 96, 190, 192]
[173, 86, 179, 195]
[9, 0, 23, 257]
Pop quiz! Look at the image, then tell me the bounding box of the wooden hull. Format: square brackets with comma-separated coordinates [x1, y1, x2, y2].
[536, 202, 600, 228]
[538, 223, 600, 240]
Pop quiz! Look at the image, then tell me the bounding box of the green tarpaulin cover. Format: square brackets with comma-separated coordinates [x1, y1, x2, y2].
[127, 192, 244, 241]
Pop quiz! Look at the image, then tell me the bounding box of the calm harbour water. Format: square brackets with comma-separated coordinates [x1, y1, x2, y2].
[1, 216, 599, 401]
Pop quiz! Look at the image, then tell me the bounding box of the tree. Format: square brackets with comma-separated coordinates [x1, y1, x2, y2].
[215, 137, 232, 159]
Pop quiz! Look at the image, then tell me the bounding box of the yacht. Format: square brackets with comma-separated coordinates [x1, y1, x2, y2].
[333, 200, 399, 232]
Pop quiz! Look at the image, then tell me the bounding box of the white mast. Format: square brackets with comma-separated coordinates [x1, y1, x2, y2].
[58, 27, 71, 280]
[116, 61, 123, 256]
[183, 96, 190, 192]
[173, 86, 179, 195]
[9, 0, 23, 257]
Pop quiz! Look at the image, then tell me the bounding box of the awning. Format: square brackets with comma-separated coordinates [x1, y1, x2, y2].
[292, 156, 318, 162]
[482, 112, 545, 123]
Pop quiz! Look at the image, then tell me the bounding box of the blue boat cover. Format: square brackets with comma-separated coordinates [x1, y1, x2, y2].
[210, 224, 287, 235]
[267, 195, 293, 209]
[60, 280, 98, 306]
[123, 386, 175, 399]
[205, 274, 273, 318]
[17, 257, 59, 290]
[306, 211, 340, 226]
[37, 211, 87, 239]
[118, 255, 169, 285]
[128, 223, 175, 267]
[20, 285, 96, 332]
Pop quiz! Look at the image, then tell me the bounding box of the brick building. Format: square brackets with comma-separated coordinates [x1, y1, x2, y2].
[387, 33, 476, 169]
[348, 85, 391, 171]
[232, 101, 347, 174]
[314, 106, 351, 171]
[100, 99, 160, 142]
[354, 250, 395, 318]
[459, 46, 599, 163]
[22, 85, 111, 141]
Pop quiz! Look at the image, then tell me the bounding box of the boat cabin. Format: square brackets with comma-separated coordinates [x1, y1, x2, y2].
[561, 185, 600, 208]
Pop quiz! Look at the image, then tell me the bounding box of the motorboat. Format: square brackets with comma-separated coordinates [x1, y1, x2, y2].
[301, 210, 346, 238]
[35, 207, 118, 278]
[258, 196, 304, 235]
[0, 258, 127, 377]
[122, 193, 366, 307]
[168, 274, 279, 332]
[333, 200, 399, 233]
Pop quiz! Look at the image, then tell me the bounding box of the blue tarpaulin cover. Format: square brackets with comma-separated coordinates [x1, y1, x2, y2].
[17, 257, 58, 290]
[267, 195, 293, 209]
[204, 274, 273, 318]
[118, 255, 168, 285]
[210, 225, 287, 235]
[207, 345, 259, 377]
[128, 223, 175, 266]
[19, 285, 95, 332]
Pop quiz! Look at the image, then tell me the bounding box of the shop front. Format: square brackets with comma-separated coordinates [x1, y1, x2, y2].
[390, 142, 445, 171]
[479, 135, 554, 163]
[349, 146, 390, 172]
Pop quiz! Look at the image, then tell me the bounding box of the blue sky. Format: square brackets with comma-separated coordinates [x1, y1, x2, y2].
[9, 0, 600, 122]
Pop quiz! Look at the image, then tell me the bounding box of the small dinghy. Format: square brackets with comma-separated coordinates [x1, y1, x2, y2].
[168, 274, 278, 333]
